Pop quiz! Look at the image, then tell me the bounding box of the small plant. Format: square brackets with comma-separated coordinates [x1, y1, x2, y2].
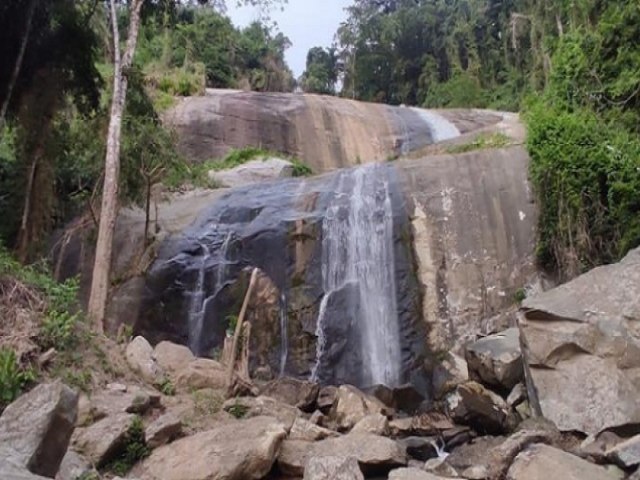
[514, 288, 527, 303]
[76, 472, 100, 480]
[159, 377, 176, 396]
[0, 348, 35, 407]
[290, 159, 313, 177]
[226, 314, 239, 337]
[227, 401, 249, 419]
[40, 310, 79, 351]
[446, 133, 511, 154]
[105, 416, 150, 475]
[117, 324, 134, 345]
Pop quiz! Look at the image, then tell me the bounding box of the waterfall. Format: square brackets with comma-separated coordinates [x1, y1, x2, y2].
[312, 164, 402, 387]
[411, 108, 460, 142]
[187, 243, 211, 354]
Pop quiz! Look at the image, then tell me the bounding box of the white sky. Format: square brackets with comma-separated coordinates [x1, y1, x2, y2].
[225, 0, 352, 78]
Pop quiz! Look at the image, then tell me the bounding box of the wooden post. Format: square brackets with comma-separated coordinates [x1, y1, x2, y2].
[225, 268, 258, 393]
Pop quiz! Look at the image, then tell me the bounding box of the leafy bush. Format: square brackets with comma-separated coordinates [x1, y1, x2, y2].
[159, 377, 176, 396]
[0, 348, 35, 408]
[525, 100, 640, 277]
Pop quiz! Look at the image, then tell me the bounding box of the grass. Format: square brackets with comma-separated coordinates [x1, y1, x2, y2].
[165, 147, 313, 189]
[445, 132, 511, 154]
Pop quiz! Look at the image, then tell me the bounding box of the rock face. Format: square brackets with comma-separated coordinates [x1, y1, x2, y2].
[139, 416, 287, 480]
[164, 90, 495, 173]
[303, 456, 364, 480]
[0, 382, 78, 478]
[466, 328, 523, 391]
[520, 248, 640, 434]
[209, 157, 294, 188]
[506, 444, 624, 480]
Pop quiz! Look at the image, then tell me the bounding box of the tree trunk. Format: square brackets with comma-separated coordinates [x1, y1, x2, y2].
[0, 0, 37, 131]
[87, 0, 145, 329]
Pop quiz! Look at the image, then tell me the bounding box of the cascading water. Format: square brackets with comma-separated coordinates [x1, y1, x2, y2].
[279, 293, 288, 376]
[312, 164, 402, 387]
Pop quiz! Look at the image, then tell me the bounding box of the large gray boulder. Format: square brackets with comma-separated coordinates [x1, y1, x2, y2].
[208, 157, 295, 188]
[329, 385, 388, 431]
[466, 328, 523, 391]
[126, 336, 164, 384]
[0, 381, 78, 477]
[139, 416, 287, 480]
[260, 377, 320, 412]
[72, 413, 136, 467]
[520, 247, 640, 435]
[506, 443, 624, 480]
[303, 456, 364, 480]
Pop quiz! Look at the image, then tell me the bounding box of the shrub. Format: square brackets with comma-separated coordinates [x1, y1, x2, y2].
[105, 416, 150, 475]
[0, 348, 35, 408]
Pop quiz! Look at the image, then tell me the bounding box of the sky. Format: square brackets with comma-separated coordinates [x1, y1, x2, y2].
[225, 0, 352, 78]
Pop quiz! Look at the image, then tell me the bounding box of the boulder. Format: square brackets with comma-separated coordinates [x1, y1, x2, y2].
[208, 157, 294, 188]
[222, 396, 299, 430]
[289, 417, 339, 441]
[520, 248, 640, 435]
[0, 381, 78, 477]
[90, 387, 156, 420]
[329, 385, 388, 431]
[311, 433, 407, 473]
[351, 413, 389, 435]
[277, 439, 312, 476]
[397, 437, 439, 461]
[0, 459, 50, 480]
[72, 413, 135, 466]
[431, 352, 469, 399]
[466, 328, 523, 391]
[423, 457, 459, 477]
[445, 381, 517, 434]
[145, 412, 182, 448]
[392, 384, 426, 414]
[389, 467, 451, 479]
[388, 412, 455, 438]
[175, 358, 226, 391]
[303, 456, 364, 480]
[607, 434, 640, 468]
[126, 336, 164, 384]
[153, 341, 195, 375]
[446, 435, 505, 472]
[366, 384, 396, 409]
[317, 386, 338, 413]
[485, 429, 557, 480]
[139, 416, 287, 480]
[506, 443, 624, 480]
[55, 450, 94, 480]
[260, 377, 320, 412]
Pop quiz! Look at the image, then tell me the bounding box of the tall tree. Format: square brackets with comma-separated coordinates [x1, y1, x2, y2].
[88, 0, 285, 328]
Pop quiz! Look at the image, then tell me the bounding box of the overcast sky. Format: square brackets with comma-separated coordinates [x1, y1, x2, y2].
[225, 0, 352, 78]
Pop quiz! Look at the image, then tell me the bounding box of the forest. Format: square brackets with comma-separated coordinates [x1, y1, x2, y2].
[1, 0, 639, 286]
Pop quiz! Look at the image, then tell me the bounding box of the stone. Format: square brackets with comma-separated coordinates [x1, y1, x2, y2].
[389, 412, 455, 438]
[145, 412, 182, 448]
[446, 436, 505, 472]
[329, 385, 388, 431]
[90, 388, 154, 420]
[506, 443, 624, 480]
[393, 384, 426, 414]
[278, 439, 312, 476]
[485, 429, 557, 480]
[290, 417, 339, 441]
[0, 381, 78, 477]
[260, 377, 320, 412]
[140, 416, 287, 480]
[222, 396, 299, 430]
[311, 433, 407, 474]
[208, 157, 295, 188]
[431, 352, 469, 399]
[0, 458, 50, 480]
[366, 384, 396, 409]
[397, 437, 439, 461]
[175, 358, 226, 391]
[520, 248, 640, 435]
[73, 412, 135, 467]
[317, 386, 338, 413]
[423, 457, 459, 477]
[607, 434, 640, 468]
[507, 383, 527, 407]
[55, 450, 94, 480]
[126, 336, 164, 384]
[153, 341, 195, 376]
[580, 431, 623, 462]
[462, 465, 489, 479]
[389, 467, 451, 479]
[466, 328, 523, 391]
[309, 410, 325, 425]
[445, 381, 517, 434]
[351, 413, 389, 435]
[303, 456, 364, 480]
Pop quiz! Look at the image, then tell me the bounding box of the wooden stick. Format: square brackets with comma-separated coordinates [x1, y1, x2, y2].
[226, 268, 258, 393]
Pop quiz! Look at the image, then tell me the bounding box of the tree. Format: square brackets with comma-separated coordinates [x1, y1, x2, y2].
[300, 47, 339, 95]
[88, 0, 286, 328]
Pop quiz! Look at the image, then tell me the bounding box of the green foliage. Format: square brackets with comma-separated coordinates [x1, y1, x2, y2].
[227, 401, 249, 419]
[0, 348, 35, 408]
[446, 133, 511, 154]
[105, 416, 150, 476]
[301, 47, 339, 94]
[525, 99, 640, 276]
[514, 288, 527, 303]
[159, 377, 176, 396]
[226, 314, 239, 337]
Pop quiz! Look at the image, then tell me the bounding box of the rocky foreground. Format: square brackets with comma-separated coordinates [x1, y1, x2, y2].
[3, 249, 640, 479]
